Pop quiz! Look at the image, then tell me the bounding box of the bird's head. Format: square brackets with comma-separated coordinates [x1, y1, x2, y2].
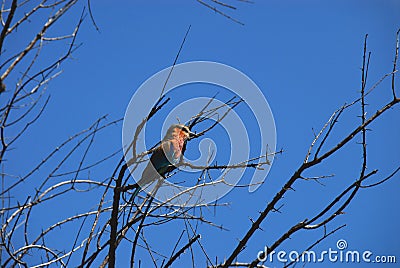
[164, 124, 195, 141]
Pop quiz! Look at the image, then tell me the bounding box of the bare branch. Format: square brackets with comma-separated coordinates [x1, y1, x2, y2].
[163, 234, 201, 268]
[392, 29, 399, 99]
[197, 0, 245, 25]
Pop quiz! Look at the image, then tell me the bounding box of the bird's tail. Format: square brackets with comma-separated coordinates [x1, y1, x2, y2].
[131, 185, 141, 199]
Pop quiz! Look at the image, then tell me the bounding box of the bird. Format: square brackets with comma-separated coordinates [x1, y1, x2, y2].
[131, 124, 195, 198]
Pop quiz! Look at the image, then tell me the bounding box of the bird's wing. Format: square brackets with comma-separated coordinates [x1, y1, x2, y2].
[136, 141, 179, 188]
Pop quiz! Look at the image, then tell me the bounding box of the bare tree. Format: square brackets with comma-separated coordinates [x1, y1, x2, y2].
[0, 1, 399, 268]
[217, 32, 400, 268]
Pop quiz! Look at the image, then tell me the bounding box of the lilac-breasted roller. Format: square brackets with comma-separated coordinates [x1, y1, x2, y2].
[132, 124, 195, 198]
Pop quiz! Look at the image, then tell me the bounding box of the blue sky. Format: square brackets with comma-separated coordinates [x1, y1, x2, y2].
[6, 0, 400, 267]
